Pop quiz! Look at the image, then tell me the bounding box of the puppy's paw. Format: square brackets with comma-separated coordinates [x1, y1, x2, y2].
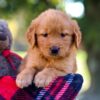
[16, 72, 33, 88]
[34, 72, 55, 88]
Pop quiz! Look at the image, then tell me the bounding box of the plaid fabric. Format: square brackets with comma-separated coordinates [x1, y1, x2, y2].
[0, 49, 83, 100]
[34, 74, 83, 100]
[0, 74, 83, 100]
[0, 49, 22, 77]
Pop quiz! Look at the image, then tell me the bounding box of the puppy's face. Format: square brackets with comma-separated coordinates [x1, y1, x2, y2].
[37, 20, 73, 59]
[26, 9, 81, 59]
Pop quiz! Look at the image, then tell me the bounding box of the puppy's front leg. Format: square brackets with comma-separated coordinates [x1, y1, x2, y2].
[34, 68, 66, 87]
[16, 56, 36, 88]
[16, 67, 36, 88]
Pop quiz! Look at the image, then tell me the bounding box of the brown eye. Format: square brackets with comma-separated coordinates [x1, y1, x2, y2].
[61, 33, 66, 37]
[43, 33, 48, 37]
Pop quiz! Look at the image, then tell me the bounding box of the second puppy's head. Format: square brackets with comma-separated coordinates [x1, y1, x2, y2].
[26, 9, 81, 59]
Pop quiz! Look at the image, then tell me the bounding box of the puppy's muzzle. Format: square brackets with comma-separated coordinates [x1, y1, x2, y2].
[50, 46, 60, 56]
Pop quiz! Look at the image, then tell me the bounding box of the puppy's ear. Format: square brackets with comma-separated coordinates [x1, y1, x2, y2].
[26, 20, 37, 47]
[72, 20, 81, 48]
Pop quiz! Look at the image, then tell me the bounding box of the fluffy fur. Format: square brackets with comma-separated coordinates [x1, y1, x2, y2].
[16, 9, 81, 88]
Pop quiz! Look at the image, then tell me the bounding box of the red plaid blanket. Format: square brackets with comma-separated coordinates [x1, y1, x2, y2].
[0, 49, 83, 100]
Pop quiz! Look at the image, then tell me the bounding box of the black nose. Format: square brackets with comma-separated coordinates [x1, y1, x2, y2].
[0, 33, 7, 41]
[50, 46, 60, 55]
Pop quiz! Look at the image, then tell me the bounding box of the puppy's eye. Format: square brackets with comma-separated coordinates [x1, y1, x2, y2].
[61, 33, 66, 37]
[61, 33, 69, 38]
[42, 33, 48, 37]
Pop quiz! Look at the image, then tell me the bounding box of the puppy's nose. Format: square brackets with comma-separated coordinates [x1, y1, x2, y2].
[50, 46, 60, 55]
[0, 33, 7, 41]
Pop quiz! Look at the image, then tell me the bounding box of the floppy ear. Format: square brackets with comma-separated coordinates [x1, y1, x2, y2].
[72, 20, 82, 48]
[26, 20, 37, 47]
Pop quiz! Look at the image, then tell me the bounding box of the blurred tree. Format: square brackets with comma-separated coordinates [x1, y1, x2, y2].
[79, 0, 100, 99]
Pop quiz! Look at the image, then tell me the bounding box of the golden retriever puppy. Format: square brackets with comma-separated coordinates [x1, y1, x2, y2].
[16, 9, 81, 88]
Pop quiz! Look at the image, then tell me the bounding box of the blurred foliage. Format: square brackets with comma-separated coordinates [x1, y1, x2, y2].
[78, 0, 100, 99]
[80, 0, 100, 53]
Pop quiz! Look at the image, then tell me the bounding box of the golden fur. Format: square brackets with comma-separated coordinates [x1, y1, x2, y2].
[16, 9, 81, 88]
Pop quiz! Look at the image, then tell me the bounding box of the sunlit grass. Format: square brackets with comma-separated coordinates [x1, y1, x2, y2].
[77, 50, 91, 92]
[14, 51, 26, 58]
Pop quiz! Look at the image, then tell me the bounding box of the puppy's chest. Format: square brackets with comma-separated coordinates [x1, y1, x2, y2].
[36, 58, 68, 72]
